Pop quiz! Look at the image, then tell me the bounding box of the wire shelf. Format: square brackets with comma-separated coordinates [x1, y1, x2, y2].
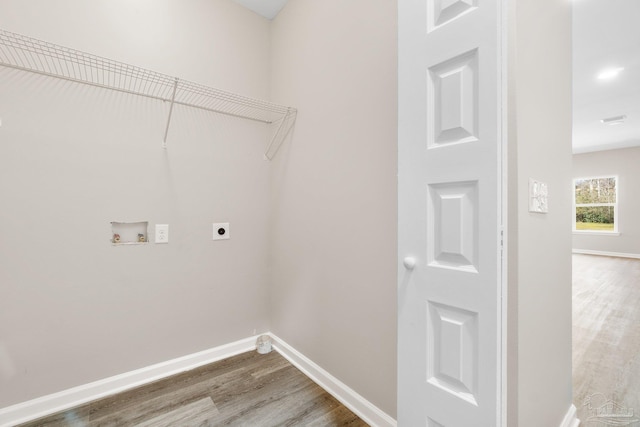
[0, 28, 296, 159]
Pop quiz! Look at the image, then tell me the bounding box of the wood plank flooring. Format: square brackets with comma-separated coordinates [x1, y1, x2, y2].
[17, 350, 368, 427]
[18, 254, 639, 426]
[572, 254, 640, 424]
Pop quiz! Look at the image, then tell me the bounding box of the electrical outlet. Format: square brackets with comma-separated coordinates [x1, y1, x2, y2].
[155, 224, 169, 243]
[212, 223, 230, 240]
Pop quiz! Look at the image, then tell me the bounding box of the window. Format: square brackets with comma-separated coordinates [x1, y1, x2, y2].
[573, 176, 618, 233]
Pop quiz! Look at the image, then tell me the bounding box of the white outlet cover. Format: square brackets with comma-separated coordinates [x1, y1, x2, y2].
[155, 224, 169, 243]
[213, 223, 230, 240]
[529, 179, 548, 213]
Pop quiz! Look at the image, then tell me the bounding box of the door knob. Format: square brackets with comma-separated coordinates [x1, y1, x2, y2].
[403, 256, 417, 270]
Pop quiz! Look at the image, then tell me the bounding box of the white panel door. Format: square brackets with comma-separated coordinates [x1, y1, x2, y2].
[398, 0, 503, 425]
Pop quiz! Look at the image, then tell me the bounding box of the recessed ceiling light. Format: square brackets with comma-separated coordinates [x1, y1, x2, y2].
[597, 67, 624, 80]
[600, 115, 627, 125]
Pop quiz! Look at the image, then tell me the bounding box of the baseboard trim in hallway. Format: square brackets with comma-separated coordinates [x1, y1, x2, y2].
[0, 333, 396, 427]
[270, 334, 397, 427]
[572, 248, 640, 259]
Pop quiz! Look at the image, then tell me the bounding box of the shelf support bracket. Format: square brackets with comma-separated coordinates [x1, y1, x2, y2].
[264, 108, 297, 160]
[162, 78, 179, 149]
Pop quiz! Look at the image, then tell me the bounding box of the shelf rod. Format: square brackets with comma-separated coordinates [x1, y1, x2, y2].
[162, 78, 179, 149]
[0, 64, 274, 124]
[171, 100, 272, 124]
[0, 63, 171, 103]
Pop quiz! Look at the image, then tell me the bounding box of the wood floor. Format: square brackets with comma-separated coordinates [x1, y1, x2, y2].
[573, 254, 640, 424]
[18, 350, 368, 427]
[24, 254, 640, 427]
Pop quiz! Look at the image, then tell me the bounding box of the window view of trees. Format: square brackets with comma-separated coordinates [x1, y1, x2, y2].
[574, 177, 617, 231]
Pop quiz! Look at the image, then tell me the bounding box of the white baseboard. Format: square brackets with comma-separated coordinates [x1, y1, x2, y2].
[559, 404, 580, 427]
[269, 333, 397, 427]
[0, 334, 397, 427]
[0, 336, 258, 427]
[573, 248, 640, 259]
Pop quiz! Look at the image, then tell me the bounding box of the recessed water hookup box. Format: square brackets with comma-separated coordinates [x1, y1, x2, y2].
[111, 221, 148, 245]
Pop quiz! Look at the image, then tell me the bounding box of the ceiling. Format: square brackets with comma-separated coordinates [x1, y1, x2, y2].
[232, 0, 638, 154]
[232, 0, 288, 20]
[573, 0, 640, 153]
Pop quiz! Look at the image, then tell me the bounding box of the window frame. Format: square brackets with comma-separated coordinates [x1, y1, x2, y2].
[573, 175, 619, 235]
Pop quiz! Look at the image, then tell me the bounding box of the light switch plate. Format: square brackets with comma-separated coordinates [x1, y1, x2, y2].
[155, 224, 169, 243]
[212, 223, 230, 240]
[529, 179, 548, 213]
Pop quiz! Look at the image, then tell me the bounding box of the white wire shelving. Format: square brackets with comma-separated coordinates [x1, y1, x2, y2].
[0, 28, 296, 159]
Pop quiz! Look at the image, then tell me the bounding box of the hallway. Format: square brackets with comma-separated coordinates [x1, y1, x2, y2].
[572, 254, 640, 423]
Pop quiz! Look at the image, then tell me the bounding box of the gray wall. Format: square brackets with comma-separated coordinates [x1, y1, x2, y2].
[573, 146, 640, 255]
[508, 0, 574, 425]
[269, 0, 398, 418]
[0, 0, 577, 422]
[0, 0, 399, 418]
[0, 0, 272, 407]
